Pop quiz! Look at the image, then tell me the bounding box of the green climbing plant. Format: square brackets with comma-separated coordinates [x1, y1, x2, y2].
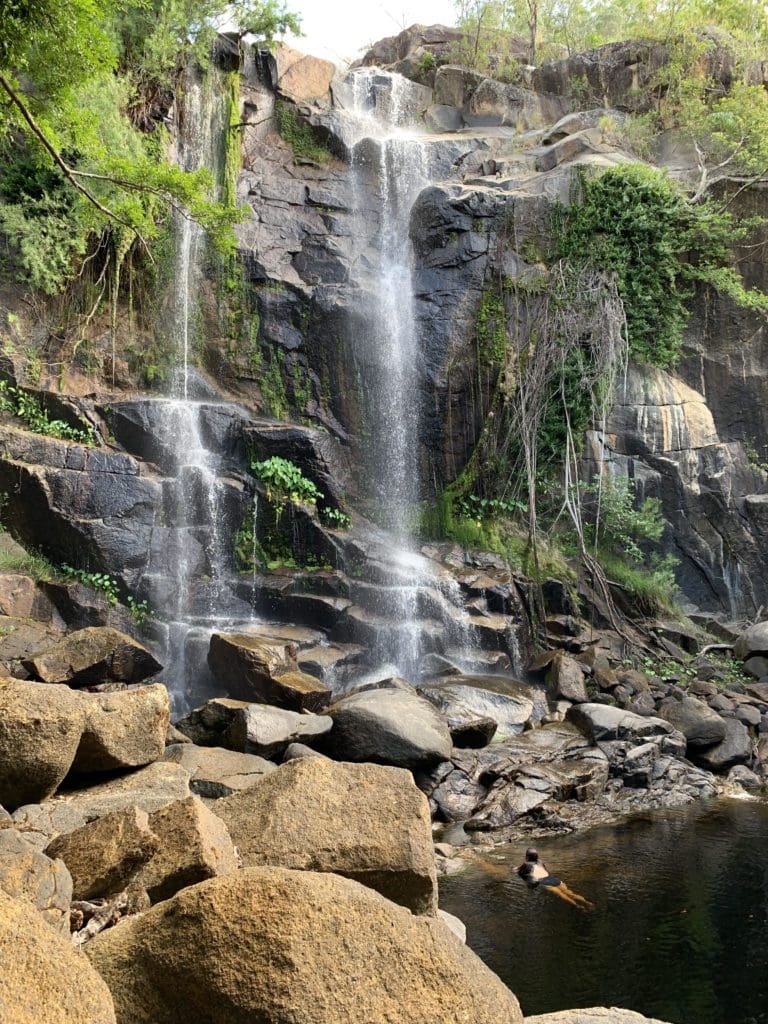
[556, 164, 768, 368]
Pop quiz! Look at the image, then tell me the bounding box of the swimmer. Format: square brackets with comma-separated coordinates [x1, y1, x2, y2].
[516, 848, 595, 912]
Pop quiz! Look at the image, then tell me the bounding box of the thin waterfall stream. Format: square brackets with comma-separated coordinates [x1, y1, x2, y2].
[142, 67, 251, 714]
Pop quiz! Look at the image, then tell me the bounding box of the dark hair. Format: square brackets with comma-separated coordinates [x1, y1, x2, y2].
[525, 848, 539, 861]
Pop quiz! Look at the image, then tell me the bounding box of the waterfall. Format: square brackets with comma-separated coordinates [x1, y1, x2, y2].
[349, 69, 429, 539]
[145, 66, 240, 713]
[167, 67, 226, 615]
[343, 68, 481, 681]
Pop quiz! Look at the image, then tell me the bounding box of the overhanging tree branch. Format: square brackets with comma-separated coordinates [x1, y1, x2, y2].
[0, 73, 153, 257]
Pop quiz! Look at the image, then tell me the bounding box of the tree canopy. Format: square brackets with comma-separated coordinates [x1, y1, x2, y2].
[0, 0, 299, 293]
[453, 0, 768, 67]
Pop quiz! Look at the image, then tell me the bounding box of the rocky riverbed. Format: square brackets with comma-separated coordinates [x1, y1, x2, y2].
[0, 552, 766, 1021]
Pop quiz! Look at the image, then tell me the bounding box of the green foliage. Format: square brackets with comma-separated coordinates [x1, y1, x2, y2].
[416, 52, 437, 78]
[456, 493, 527, 520]
[222, 71, 241, 211]
[275, 103, 330, 165]
[475, 288, 507, 363]
[234, 510, 258, 572]
[629, 650, 751, 691]
[599, 551, 680, 614]
[0, 381, 95, 443]
[259, 356, 288, 419]
[584, 476, 680, 610]
[584, 476, 664, 562]
[251, 456, 323, 505]
[451, 1, 527, 77]
[453, 0, 768, 69]
[320, 506, 351, 530]
[0, 0, 299, 298]
[114, 1, 301, 92]
[421, 487, 572, 580]
[0, 545, 58, 581]
[61, 562, 152, 622]
[126, 594, 151, 627]
[556, 164, 768, 367]
[60, 564, 120, 605]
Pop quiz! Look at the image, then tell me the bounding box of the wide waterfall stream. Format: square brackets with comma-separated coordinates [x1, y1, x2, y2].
[439, 798, 768, 1024]
[341, 68, 481, 682]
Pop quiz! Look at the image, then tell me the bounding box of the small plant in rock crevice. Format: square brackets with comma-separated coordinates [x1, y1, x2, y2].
[320, 506, 350, 530]
[126, 595, 151, 627]
[250, 456, 323, 506]
[60, 563, 151, 626]
[275, 103, 331, 166]
[61, 565, 121, 605]
[0, 381, 95, 444]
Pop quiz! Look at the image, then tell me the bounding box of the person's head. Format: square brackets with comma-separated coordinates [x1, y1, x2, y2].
[525, 848, 539, 862]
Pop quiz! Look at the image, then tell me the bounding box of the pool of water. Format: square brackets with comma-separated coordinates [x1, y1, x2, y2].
[439, 798, 768, 1024]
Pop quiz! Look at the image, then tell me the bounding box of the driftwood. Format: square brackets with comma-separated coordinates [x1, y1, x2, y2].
[71, 885, 149, 946]
[699, 642, 735, 656]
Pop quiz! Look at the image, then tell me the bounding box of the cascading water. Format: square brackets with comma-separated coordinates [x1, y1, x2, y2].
[343, 68, 479, 681]
[167, 68, 226, 611]
[348, 69, 428, 538]
[143, 67, 246, 713]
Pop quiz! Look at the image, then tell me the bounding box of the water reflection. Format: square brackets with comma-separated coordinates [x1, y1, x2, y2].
[439, 798, 768, 1024]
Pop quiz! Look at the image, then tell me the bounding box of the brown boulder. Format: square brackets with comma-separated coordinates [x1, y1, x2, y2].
[72, 684, 170, 774]
[0, 679, 85, 810]
[0, 615, 61, 669]
[0, 573, 56, 620]
[86, 867, 523, 1024]
[46, 806, 159, 901]
[208, 633, 330, 711]
[0, 680, 169, 812]
[217, 757, 437, 914]
[0, 888, 116, 1024]
[657, 695, 726, 749]
[10, 801, 87, 850]
[735, 621, 768, 661]
[62, 761, 191, 821]
[0, 828, 73, 934]
[224, 703, 333, 758]
[174, 697, 250, 745]
[136, 796, 239, 903]
[163, 742, 276, 797]
[23, 626, 161, 686]
[525, 1010, 674, 1023]
[276, 48, 335, 105]
[547, 653, 589, 703]
[209, 631, 294, 684]
[264, 668, 332, 711]
[327, 687, 452, 769]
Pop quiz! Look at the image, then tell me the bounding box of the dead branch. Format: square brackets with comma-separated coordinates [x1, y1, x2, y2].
[71, 884, 149, 945]
[699, 642, 734, 656]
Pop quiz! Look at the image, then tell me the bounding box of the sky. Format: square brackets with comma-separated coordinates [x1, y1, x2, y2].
[284, 1, 458, 66]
